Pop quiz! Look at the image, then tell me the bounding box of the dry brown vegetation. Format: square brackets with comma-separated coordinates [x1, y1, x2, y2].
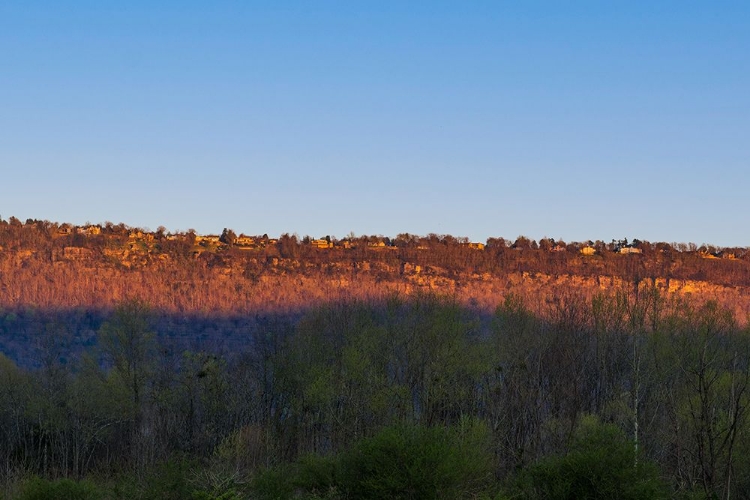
[1, 217, 749, 321]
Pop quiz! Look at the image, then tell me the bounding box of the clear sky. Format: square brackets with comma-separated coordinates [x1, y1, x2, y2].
[1, 2, 748, 246]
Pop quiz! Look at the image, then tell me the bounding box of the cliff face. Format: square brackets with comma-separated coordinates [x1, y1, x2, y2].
[1, 247, 748, 322]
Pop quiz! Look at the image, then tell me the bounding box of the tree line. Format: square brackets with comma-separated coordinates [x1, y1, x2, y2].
[2, 217, 750, 287]
[2, 290, 750, 498]
[2, 218, 750, 328]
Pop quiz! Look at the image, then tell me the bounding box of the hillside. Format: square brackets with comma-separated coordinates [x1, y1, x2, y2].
[3, 217, 750, 498]
[1, 217, 749, 319]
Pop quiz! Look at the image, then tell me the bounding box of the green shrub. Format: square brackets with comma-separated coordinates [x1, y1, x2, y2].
[17, 477, 103, 500]
[295, 454, 339, 496]
[338, 420, 493, 500]
[140, 458, 202, 500]
[251, 464, 298, 500]
[252, 421, 493, 499]
[519, 416, 668, 500]
[190, 490, 244, 500]
[107, 462, 243, 500]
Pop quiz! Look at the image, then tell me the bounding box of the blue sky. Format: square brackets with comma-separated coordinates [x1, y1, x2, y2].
[1, 2, 748, 246]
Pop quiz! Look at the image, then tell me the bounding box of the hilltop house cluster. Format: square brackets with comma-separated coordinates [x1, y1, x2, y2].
[64, 225, 598, 256]
[0, 217, 740, 261]
[44, 224, 675, 257]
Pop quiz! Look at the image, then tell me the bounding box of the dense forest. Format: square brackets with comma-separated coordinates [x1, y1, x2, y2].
[1, 292, 749, 498]
[2, 217, 750, 498]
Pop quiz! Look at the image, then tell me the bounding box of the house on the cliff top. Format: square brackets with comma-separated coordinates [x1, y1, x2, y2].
[619, 247, 642, 254]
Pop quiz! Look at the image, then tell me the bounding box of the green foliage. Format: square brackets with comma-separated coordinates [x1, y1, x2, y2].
[104, 458, 244, 500]
[517, 416, 668, 500]
[17, 477, 103, 500]
[141, 458, 196, 500]
[190, 491, 243, 500]
[341, 425, 491, 499]
[252, 420, 494, 500]
[97, 298, 156, 419]
[340, 420, 493, 500]
[188, 461, 247, 500]
[295, 454, 339, 496]
[251, 464, 298, 500]
[6, 293, 750, 498]
[109, 458, 244, 500]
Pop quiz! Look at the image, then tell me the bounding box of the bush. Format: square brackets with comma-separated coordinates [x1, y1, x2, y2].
[251, 464, 298, 500]
[252, 420, 494, 499]
[17, 477, 103, 500]
[106, 461, 244, 500]
[518, 416, 668, 500]
[295, 454, 339, 497]
[187, 461, 246, 500]
[140, 459, 196, 500]
[339, 421, 493, 499]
